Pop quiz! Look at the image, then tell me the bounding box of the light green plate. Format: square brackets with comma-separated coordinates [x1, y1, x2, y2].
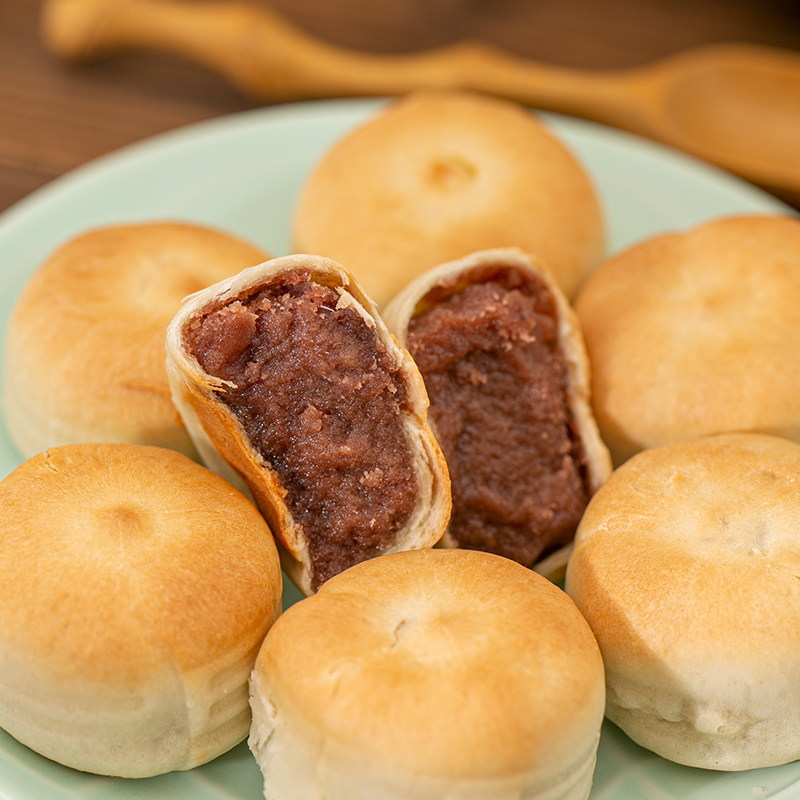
[0, 98, 796, 799]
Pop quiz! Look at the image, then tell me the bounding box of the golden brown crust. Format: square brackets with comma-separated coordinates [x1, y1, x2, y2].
[382, 247, 612, 579]
[566, 432, 800, 770]
[292, 89, 606, 307]
[2, 221, 268, 460]
[166, 253, 452, 595]
[574, 214, 800, 466]
[249, 548, 605, 800]
[0, 443, 283, 777]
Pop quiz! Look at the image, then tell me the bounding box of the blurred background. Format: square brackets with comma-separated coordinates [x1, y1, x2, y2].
[1, 0, 799, 215]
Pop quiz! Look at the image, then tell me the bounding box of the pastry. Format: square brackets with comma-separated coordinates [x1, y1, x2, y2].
[383, 247, 611, 578]
[249, 548, 606, 800]
[566, 432, 800, 770]
[292, 89, 606, 306]
[3, 221, 268, 459]
[166, 253, 451, 594]
[0, 443, 283, 777]
[575, 214, 800, 465]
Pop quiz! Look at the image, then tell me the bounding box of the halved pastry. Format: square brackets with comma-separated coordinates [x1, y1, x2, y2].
[166, 254, 451, 595]
[382, 248, 611, 579]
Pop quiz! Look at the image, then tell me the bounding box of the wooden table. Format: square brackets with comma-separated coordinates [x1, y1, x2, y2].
[2, 0, 799, 216]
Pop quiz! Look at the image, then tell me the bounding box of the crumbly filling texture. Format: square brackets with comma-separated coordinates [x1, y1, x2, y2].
[407, 269, 589, 567]
[187, 269, 418, 589]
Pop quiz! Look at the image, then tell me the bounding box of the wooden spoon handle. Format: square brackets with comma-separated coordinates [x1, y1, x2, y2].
[41, 0, 647, 126]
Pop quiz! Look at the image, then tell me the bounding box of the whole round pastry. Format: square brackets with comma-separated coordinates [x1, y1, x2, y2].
[3, 221, 269, 460]
[574, 214, 800, 466]
[249, 548, 605, 800]
[0, 443, 283, 778]
[566, 432, 800, 771]
[292, 90, 605, 306]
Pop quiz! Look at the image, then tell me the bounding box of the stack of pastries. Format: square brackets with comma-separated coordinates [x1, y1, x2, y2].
[1, 87, 799, 798]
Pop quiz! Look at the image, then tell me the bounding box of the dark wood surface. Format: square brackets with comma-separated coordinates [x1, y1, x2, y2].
[2, 0, 800, 216]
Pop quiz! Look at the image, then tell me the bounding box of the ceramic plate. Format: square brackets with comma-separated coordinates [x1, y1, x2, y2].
[0, 98, 796, 799]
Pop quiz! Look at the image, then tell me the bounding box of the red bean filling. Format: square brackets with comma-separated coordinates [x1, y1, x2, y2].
[407, 268, 589, 567]
[186, 269, 418, 589]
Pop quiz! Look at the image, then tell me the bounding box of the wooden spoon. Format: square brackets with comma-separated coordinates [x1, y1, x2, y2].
[41, 0, 800, 199]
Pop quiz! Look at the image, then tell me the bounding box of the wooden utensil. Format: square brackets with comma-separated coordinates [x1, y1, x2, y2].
[41, 0, 800, 200]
